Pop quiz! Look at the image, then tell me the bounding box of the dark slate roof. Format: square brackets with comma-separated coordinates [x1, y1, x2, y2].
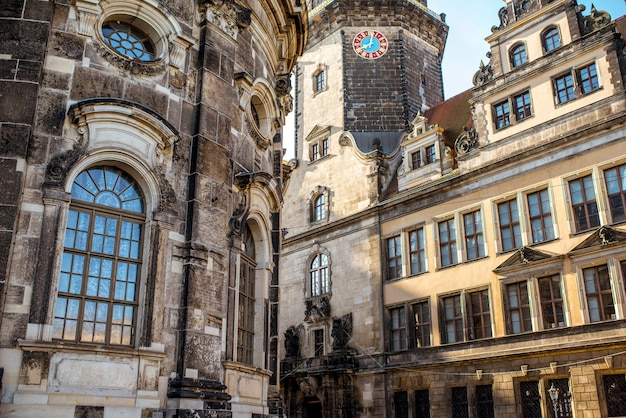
[423, 89, 473, 148]
[350, 131, 405, 154]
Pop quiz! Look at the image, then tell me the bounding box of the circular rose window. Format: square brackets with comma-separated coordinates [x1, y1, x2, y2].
[102, 21, 156, 61]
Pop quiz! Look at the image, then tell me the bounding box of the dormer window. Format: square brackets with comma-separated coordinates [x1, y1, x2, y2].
[542, 27, 561, 53]
[493, 89, 533, 130]
[425, 145, 436, 164]
[411, 151, 421, 169]
[510, 43, 528, 68]
[409, 144, 437, 170]
[553, 62, 600, 105]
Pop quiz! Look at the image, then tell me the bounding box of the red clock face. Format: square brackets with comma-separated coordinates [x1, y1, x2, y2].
[352, 30, 388, 59]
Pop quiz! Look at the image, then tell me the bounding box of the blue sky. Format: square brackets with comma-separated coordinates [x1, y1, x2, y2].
[428, 0, 626, 98]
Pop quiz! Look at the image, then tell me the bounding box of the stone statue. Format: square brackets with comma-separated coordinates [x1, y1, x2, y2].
[331, 313, 352, 351]
[284, 326, 300, 358]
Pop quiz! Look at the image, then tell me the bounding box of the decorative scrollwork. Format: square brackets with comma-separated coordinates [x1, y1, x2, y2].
[598, 226, 616, 245]
[581, 5, 611, 35]
[304, 296, 331, 322]
[45, 140, 87, 187]
[491, 7, 510, 32]
[455, 126, 478, 155]
[229, 189, 249, 237]
[472, 53, 494, 87]
[93, 41, 167, 76]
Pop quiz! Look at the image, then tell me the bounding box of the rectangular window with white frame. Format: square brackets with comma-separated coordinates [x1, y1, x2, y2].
[582, 264, 616, 322]
[497, 197, 522, 252]
[604, 162, 626, 224]
[503, 273, 567, 335]
[439, 288, 492, 344]
[388, 299, 432, 351]
[386, 235, 403, 280]
[568, 174, 600, 233]
[409, 227, 426, 275]
[526, 188, 556, 244]
[463, 209, 485, 261]
[438, 218, 458, 267]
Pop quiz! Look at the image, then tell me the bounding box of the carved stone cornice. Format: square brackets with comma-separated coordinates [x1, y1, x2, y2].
[92, 41, 168, 76]
[202, 0, 251, 40]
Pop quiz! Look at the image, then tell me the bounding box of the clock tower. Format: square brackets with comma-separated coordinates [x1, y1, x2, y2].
[280, 1, 448, 416]
[293, 0, 448, 149]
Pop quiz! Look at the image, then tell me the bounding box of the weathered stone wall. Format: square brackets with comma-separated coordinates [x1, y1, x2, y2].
[0, 0, 307, 415]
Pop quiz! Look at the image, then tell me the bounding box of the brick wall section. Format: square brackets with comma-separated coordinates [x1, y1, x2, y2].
[0, 0, 53, 341]
[308, 0, 447, 131]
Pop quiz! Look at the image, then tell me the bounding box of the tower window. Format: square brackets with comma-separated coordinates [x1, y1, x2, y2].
[312, 65, 328, 95]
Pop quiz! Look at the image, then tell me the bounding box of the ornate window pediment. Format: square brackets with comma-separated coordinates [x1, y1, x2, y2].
[568, 226, 626, 258]
[74, 0, 194, 72]
[68, 99, 179, 167]
[494, 246, 563, 275]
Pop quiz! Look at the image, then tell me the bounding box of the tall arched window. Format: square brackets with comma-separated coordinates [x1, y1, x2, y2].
[314, 194, 326, 221]
[310, 253, 329, 296]
[238, 224, 256, 365]
[510, 43, 528, 67]
[53, 166, 144, 346]
[542, 27, 561, 52]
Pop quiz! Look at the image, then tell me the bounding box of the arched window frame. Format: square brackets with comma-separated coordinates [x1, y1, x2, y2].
[510, 42, 528, 68]
[542, 26, 561, 53]
[310, 186, 330, 223]
[312, 64, 328, 95]
[306, 249, 332, 300]
[237, 223, 257, 365]
[52, 163, 154, 347]
[309, 253, 330, 297]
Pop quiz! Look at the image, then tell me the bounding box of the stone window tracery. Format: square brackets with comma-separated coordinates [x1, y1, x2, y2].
[53, 166, 145, 346]
[102, 20, 157, 62]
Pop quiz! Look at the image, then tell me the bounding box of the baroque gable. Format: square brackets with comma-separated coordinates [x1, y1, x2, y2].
[568, 226, 626, 258]
[494, 246, 562, 274]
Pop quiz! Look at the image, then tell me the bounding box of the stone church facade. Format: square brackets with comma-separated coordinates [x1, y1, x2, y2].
[0, 0, 306, 417]
[280, 0, 626, 417]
